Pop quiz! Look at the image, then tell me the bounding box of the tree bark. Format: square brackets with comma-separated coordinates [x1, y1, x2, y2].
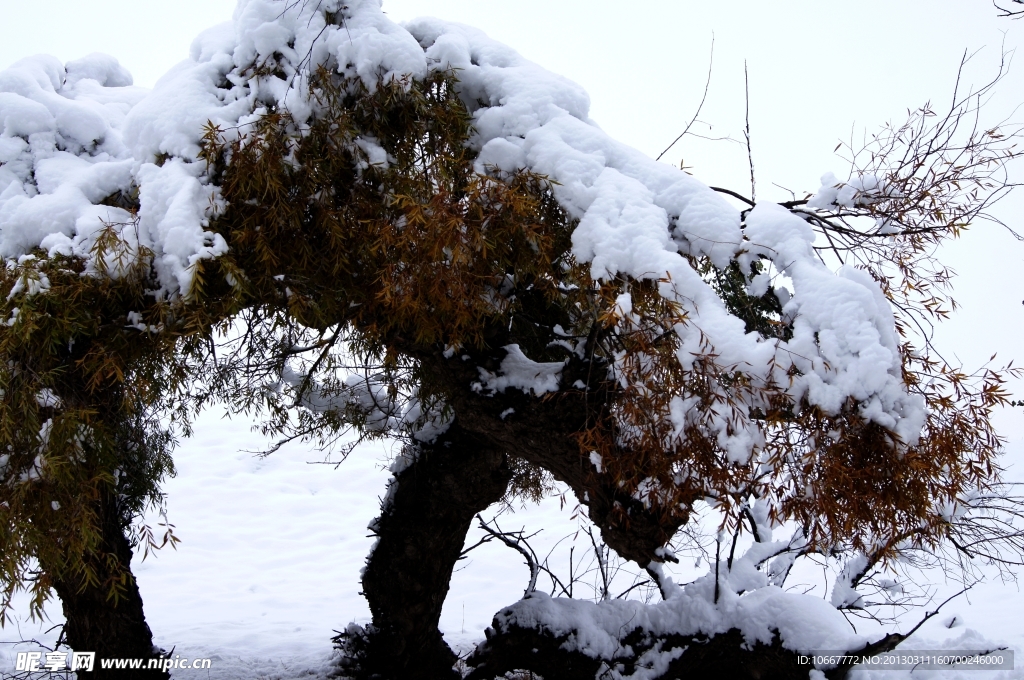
[419, 348, 688, 566]
[342, 421, 512, 680]
[49, 489, 167, 680]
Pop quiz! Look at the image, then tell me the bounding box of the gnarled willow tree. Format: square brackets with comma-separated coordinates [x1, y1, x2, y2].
[1, 1, 1021, 678]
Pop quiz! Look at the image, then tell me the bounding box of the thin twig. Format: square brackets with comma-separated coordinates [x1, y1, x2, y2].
[744, 60, 756, 204]
[476, 515, 539, 598]
[656, 33, 715, 162]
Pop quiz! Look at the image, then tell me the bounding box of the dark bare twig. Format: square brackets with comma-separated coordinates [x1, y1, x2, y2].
[826, 586, 977, 680]
[615, 578, 654, 600]
[709, 185, 754, 207]
[779, 45, 1024, 370]
[473, 515, 540, 598]
[656, 33, 715, 162]
[0, 630, 75, 680]
[744, 60, 756, 204]
[587, 526, 611, 600]
[995, 0, 1024, 17]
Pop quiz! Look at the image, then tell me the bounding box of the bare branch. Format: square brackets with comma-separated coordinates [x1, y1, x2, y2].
[657, 33, 715, 162]
[995, 0, 1024, 18]
[476, 515, 540, 598]
[744, 61, 756, 203]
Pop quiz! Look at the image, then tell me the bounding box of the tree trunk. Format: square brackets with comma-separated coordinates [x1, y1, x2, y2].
[419, 348, 689, 566]
[341, 421, 512, 680]
[49, 489, 167, 680]
[335, 344, 688, 677]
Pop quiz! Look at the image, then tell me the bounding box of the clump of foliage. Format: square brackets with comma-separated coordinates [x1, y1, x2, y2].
[0, 238, 180, 620]
[187, 66, 586, 489]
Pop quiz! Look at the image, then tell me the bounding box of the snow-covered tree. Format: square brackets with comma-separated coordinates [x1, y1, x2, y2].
[1, 1, 1021, 678]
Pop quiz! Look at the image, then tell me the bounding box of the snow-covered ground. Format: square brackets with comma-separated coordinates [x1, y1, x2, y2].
[2, 403, 1023, 679]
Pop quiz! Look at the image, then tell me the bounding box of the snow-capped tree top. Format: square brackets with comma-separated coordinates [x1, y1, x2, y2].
[0, 0, 925, 452]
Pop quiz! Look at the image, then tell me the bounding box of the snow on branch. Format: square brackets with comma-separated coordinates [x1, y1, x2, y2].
[0, 0, 935, 454]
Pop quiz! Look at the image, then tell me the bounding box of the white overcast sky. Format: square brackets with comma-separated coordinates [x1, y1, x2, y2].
[2, 0, 1022, 441]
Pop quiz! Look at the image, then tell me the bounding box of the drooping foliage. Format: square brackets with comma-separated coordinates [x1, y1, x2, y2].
[189, 62, 1012, 568]
[197, 68, 579, 352]
[0, 241, 180, 620]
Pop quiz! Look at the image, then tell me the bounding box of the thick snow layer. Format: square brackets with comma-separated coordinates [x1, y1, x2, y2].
[495, 583, 866, 664]
[0, 55, 144, 262]
[744, 202, 925, 443]
[0, 0, 1020, 677]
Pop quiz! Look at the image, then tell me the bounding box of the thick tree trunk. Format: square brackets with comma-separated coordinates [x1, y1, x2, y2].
[335, 344, 688, 676]
[341, 421, 512, 680]
[49, 489, 167, 680]
[420, 348, 689, 566]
